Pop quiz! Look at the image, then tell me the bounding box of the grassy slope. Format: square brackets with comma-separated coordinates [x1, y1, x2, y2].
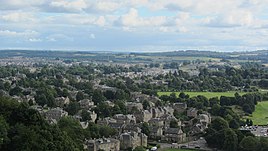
[247, 101, 268, 125]
[158, 91, 246, 99]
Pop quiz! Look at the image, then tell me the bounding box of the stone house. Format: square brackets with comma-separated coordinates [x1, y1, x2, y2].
[148, 118, 164, 127]
[79, 99, 94, 110]
[45, 107, 68, 121]
[173, 103, 187, 113]
[134, 110, 152, 123]
[151, 108, 164, 118]
[187, 108, 198, 118]
[113, 114, 136, 124]
[123, 124, 142, 133]
[109, 122, 126, 134]
[191, 113, 211, 134]
[97, 117, 117, 125]
[163, 128, 186, 143]
[55, 97, 70, 107]
[163, 106, 174, 115]
[198, 113, 211, 127]
[86, 138, 120, 151]
[150, 126, 163, 140]
[120, 132, 147, 150]
[126, 102, 143, 112]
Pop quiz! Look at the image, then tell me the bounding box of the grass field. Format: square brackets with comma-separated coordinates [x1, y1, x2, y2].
[247, 101, 268, 125]
[158, 91, 246, 99]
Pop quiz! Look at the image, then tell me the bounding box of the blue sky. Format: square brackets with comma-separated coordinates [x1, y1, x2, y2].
[0, 0, 268, 52]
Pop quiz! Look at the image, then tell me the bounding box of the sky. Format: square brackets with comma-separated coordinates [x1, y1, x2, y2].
[1, 0, 268, 52]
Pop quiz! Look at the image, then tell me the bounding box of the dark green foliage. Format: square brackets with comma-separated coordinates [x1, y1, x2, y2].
[141, 122, 150, 136]
[92, 90, 106, 104]
[0, 96, 79, 151]
[223, 128, 238, 151]
[142, 100, 150, 110]
[169, 119, 178, 128]
[65, 102, 80, 116]
[58, 117, 85, 149]
[76, 91, 85, 101]
[210, 117, 229, 131]
[0, 116, 8, 147]
[81, 110, 91, 121]
[9, 86, 22, 96]
[239, 136, 260, 151]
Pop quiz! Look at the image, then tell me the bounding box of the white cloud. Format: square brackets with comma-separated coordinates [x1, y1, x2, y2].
[48, 0, 87, 13]
[29, 38, 42, 42]
[119, 8, 167, 27]
[1, 12, 36, 22]
[46, 34, 73, 42]
[96, 16, 106, 26]
[94, 1, 120, 12]
[0, 0, 44, 10]
[204, 10, 259, 28]
[0, 30, 38, 38]
[1, 0, 268, 51]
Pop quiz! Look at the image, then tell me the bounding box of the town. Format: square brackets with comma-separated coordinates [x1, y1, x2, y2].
[0, 50, 268, 151]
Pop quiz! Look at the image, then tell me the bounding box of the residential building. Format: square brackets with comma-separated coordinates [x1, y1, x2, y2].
[120, 132, 147, 150]
[86, 138, 120, 151]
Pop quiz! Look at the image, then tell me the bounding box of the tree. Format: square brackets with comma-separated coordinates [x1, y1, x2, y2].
[58, 117, 85, 149]
[170, 119, 178, 128]
[9, 86, 22, 96]
[141, 122, 150, 136]
[229, 119, 240, 129]
[223, 128, 238, 151]
[210, 117, 229, 131]
[0, 96, 79, 151]
[104, 90, 115, 100]
[239, 136, 260, 151]
[142, 100, 150, 110]
[243, 104, 253, 114]
[0, 116, 8, 147]
[92, 90, 106, 104]
[65, 102, 80, 116]
[260, 137, 268, 151]
[35, 94, 48, 107]
[76, 91, 85, 101]
[81, 110, 91, 121]
[205, 129, 225, 148]
[99, 125, 117, 138]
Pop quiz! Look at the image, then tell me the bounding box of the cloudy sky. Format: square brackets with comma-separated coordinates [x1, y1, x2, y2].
[1, 0, 268, 52]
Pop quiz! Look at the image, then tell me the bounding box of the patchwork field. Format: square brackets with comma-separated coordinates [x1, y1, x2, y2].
[247, 101, 268, 125]
[158, 91, 246, 99]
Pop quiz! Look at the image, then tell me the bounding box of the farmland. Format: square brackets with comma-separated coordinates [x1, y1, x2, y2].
[158, 91, 247, 99]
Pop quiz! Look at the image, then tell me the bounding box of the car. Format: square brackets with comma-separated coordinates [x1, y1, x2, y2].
[195, 145, 201, 149]
[180, 145, 188, 149]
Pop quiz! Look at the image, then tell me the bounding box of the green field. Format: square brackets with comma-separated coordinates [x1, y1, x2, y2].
[247, 101, 268, 125]
[158, 91, 246, 99]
